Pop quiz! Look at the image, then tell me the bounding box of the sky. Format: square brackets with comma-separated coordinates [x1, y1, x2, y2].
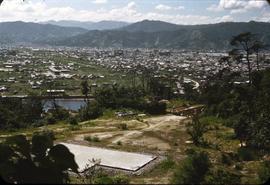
[0, 0, 269, 24]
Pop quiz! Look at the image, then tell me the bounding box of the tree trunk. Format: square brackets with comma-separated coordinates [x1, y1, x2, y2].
[246, 52, 252, 85]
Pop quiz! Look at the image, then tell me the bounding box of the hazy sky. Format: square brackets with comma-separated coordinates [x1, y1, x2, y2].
[0, 0, 269, 24]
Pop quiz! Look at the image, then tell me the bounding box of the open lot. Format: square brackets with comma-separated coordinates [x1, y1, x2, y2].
[60, 142, 157, 172]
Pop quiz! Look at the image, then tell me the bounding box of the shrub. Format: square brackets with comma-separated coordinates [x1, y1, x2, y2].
[118, 123, 128, 130]
[237, 147, 256, 161]
[69, 117, 78, 125]
[172, 151, 210, 184]
[117, 141, 122, 145]
[84, 136, 92, 142]
[159, 157, 175, 171]
[84, 136, 100, 142]
[79, 101, 103, 121]
[205, 168, 241, 184]
[69, 125, 81, 131]
[46, 115, 56, 124]
[258, 161, 270, 184]
[93, 136, 100, 142]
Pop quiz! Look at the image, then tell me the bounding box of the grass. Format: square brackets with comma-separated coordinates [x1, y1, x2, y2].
[167, 98, 194, 109]
[84, 135, 100, 142]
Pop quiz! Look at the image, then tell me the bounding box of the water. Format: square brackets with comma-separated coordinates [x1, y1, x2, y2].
[43, 98, 87, 111]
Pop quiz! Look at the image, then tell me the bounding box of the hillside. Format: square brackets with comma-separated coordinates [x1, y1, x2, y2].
[42, 20, 130, 30]
[52, 21, 270, 50]
[0, 21, 88, 44]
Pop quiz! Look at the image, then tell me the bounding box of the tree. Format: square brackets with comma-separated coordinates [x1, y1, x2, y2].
[187, 115, 208, 145]
[251, 40, 265, 71]
[172, 151, 210, 184]
[0, 131, 78, 184]
[79, 100, 103, 121]
[205, 168, 241, 184]
[258, 161, 270, 184]
[230, 32, 257, 85]
[233, 114, 250, 147]
[81, 80, 90, 101]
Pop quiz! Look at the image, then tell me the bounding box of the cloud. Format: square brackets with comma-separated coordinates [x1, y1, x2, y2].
[176, 6, 185, 10]
[92, 0, 107, 4]
[155, 4, 172, 11]
[207, 0, 267, 13]
[0, 0, 263, 25]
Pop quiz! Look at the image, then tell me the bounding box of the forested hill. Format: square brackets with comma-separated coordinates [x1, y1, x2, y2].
[0, 20, 269, 50]
[52, 21, 270, 50]
[0, 21, 88, 44]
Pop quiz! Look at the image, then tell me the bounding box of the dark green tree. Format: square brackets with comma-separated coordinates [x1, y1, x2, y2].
[81, 80, 90, 101]
[0, 131, 78, 184]
[172, 151, 210, 184]
[187, 115, 208, 145]
[230, 32, 257, 85]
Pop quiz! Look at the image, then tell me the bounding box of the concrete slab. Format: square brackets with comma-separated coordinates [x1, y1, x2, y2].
[60, 142, 156, 172]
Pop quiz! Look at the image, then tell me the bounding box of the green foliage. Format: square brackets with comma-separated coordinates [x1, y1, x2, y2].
[81, 80, 90, 98]
[237, 147, 257, 161]
[94, 85, 166, 115]
[145, 100, 167, 115]
[0, 97, 43, 130]
[92, 173, 129, 185]
[187, 115, 208, 145]
[159, 157, 175, 172]
[258, 161, 270, 184]
[0, 131, 78, 184]
[78, 101, 103, 121]
[69, 125, 81, 131]
[172, 151, 210, 184]
[118, 123, 128, 130]
[205, 168, 241, 184]
[84, 136, 100, 142]
[69, 116, 78, 125]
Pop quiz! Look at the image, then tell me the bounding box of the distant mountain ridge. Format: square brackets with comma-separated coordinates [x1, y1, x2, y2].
[52, 20, 270, 50]
[119, 20, 181, 32]
[41, 20, 130, 30]
[0, 21, 88, 44]
[0, 20, 269, 50]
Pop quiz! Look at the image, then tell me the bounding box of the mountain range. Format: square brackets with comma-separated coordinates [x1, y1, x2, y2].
[41, 20, 130, 30]
[0, 20, 270, 50]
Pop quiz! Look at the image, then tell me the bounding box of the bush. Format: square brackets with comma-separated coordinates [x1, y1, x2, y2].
[92, 173, 129, 184]
[79, 101, 103, 121]
[118, 123, 128, 130]
[172, 151, 210, 184]
[145, 101, 166, 115]
[46, 115, 56, 124]
[237, 147, 256, 161]
[258, 161, 270, 184]
[69, 125, 81, 131]
[159, 157, 175, 171]
[69, 117, 78, 125]
[92, 136, 100, 142]
[117, 141, 122, 145]
[84, 136, 92, 142]
[205, 168, 241, 184]
[84, 136, 100, 142]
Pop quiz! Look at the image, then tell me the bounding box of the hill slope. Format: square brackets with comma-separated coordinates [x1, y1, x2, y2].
[42, 20, 130, 30]
[53, 21, 270, 50]
[0, 21, 88, 44]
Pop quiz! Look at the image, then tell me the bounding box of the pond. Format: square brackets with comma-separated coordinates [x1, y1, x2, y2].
[43, 98, 87, 111]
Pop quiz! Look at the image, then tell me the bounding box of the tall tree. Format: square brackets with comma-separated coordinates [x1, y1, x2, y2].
[81, 80, 90, 101]
[251, 40, 265, 71]
[230, 32, 257, 85]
